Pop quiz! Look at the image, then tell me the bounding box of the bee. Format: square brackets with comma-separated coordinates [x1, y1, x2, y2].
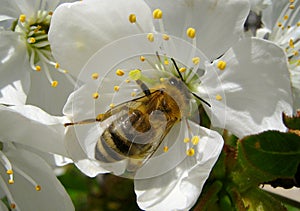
[65, 58, 210, 173]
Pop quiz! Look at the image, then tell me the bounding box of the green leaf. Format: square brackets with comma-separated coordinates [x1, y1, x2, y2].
[235, 131, 300, 189]
[241, 187, 287, 211]
[282, 112, 300, 130]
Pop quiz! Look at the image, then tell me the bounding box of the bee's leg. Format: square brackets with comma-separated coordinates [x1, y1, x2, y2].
[135, 79, 151, 96]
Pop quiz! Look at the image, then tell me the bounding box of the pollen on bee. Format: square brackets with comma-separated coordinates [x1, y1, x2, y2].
[147, 33, 154, 42]
[96, 114, 105, 121]
[92, 92, 99, 99]
[163, 146, 169, 152]
[114, 86, 120, 92]
[129, 14, 137, 23]
[116, 69, 125, 76]
[186, 148, 195, 156]
[192, 136, 200, 145]
[192, 57, 200, 65]
[217, 60, 227, 70]
[35, 185, 41, 191]
[131, 92, 136, 97]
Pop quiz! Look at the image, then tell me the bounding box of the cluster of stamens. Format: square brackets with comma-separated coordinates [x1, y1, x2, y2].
[13, 9, 74, 87]
[273, 0, 300, 68]
[0, 149, 41, 210]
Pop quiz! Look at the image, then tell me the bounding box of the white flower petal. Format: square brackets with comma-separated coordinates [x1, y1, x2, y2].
[145, 0, 250, 60]
[0, 32, 30, 105]
[0, 105, 69, 156]
[249, 0, 272, 13]
[49, 0, 154, 76]
[1, 146, 74, 210]
[135, 121, 223, 211]
[200, 38, 293, 138]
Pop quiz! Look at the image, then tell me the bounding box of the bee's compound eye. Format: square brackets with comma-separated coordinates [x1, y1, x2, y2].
[169, 77, 179, 86]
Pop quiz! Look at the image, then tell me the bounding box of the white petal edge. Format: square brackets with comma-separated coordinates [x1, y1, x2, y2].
[49, 0, 154, 76]
[199, 37, 293, 138]
[135, 121, 223, 211]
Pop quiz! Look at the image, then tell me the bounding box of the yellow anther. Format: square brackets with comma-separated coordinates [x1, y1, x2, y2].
[163, 34, 170, 40]
[163, 146, 169, 152]
[54, 63, 60, 69]
[284, 15, 289, 20]
[51, 81, 58, 87]
[140, 56, 146, 62]
[217, 60, 227, 70]
[160, 77, 165, 82]
[48, 11, 53, 16]
[192, 136, 200, 145]
[290, 0, 294, 3]
[297, 22, 300, 27]
[125, 79, 131, 83]
[216, 94, 222, 101]
[116, 69, 125, 76]
[186, 27, 196, 39]
[92, 92, 99, 99]
[63, 70, 69, 74]
[293, 51, 299, 56]
[289, 4, 295, 9]
[91, 73, 99, 80]
[10, 203, 16, 209]
[183, 137, 190, 143]
[114, 86, 120, 92]
[192, 57, 200, 65]
[28, 37, 36, 44]
[129, 14, 136, 23]
[289, 39, 295, 48]
[19, 14, 26, 22]
[131, 92, 136, 97]
[96, 114, 104, 121]
[186, 148, 195, 156]
[35, 185, 41, 191]
[179, 67, 187, 73]
[110, 103, 115, 108]
[147, 33, 154, 42]
[129, 69, 141, 80]
[35, 65, 41, 72]
[164, 59, 169, 65]
[8, 179, 14, 184]
[153, 9, 163, 19]
[277, 22, 282, 27]
[6, 169, 13, 175]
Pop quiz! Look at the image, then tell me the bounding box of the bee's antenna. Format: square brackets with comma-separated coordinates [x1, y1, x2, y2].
[192, 93, 211, 107]
[170, 58, 184, 81]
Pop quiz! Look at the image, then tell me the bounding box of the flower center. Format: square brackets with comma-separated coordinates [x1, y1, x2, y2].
[11, 9, 74, 87]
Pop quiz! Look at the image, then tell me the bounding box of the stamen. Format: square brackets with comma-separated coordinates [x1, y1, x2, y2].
[147, 33, 154, 42]
[163, 146, 169, 152]
[289, 4, 295, 9]
[217, 60, 227, 70]
[192, 136, 200, 145]
[35, 65, 41, 72]
[192, 57, 200, 65]
[163, 34, 170, 40]
[186, 27, 196, 39]
[0, 176, 18, 210]
[110, 103, 115, 108]
[183, 137, 190, 143]
[91, 73, 99, 80]
[216, 94, 223, 101]
[92, 92, 99, 99]
[19, 14, 26, 23]
[153, 9, 163, 19]
[13, 165, 41, 192]
[51, 81, 58, 87]
[131, 92, 136, 97]
[128, 14, 137, 23]
[179, 67, 187, 73]
[116, 69, 125, 76]
[28, 37, 36, 44]
[289, 39, 295, 48]
[114, 86, 120, 92]
[186, 148, 195, 156]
